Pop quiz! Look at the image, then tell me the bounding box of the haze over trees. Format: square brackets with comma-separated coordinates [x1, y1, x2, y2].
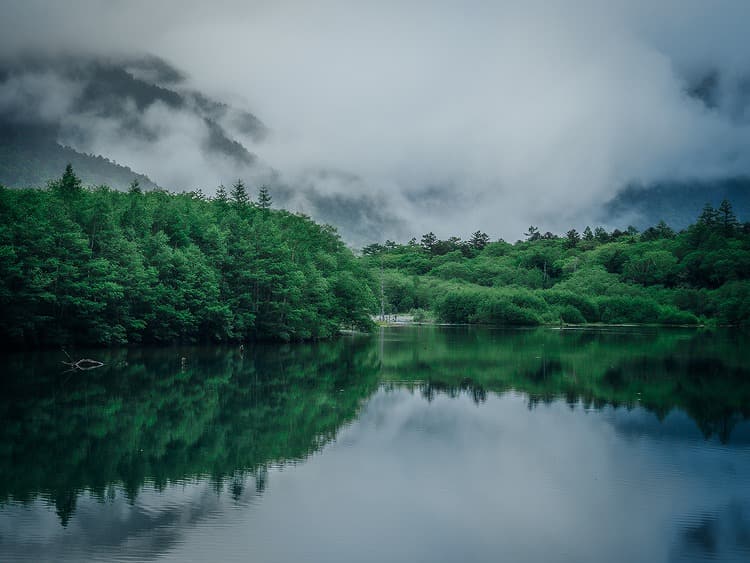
[0, 166, 375, 347]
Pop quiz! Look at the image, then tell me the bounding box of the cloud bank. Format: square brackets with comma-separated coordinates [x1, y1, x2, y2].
[1, 0, 749, 242]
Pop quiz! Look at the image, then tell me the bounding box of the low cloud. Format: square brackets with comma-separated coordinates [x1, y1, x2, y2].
[1, 0, 750, 242]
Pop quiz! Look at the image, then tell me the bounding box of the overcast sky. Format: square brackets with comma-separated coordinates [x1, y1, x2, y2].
[2, 0, 750, 241]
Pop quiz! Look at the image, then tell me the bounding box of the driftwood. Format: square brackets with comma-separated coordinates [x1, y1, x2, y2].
[62, 349, 104, 371]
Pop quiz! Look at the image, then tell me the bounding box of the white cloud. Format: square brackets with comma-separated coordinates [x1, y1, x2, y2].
[1, 0, 749, 241]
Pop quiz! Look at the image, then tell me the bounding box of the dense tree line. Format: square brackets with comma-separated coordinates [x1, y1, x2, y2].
[0, 165, 375, 346]
[362, 201, 750, 326]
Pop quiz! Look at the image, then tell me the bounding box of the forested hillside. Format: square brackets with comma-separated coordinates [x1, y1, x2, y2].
[0, 123, 159, 191]
[363, 205, 750, 326]
[0, 166, 375, 347]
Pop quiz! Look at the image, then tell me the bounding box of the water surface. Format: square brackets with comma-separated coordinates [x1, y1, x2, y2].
[1, 327, 749, 562]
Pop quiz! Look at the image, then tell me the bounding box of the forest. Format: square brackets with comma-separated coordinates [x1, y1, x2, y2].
[2, 164, 749, 348]
[362, 201, 750, 326]
[0, 165, 375, 347]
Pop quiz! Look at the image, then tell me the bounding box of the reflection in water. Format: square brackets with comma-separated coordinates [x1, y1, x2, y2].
[0, 338, 380, 526]
[380, 327, 750, 442]
[0, 327, 749, 562]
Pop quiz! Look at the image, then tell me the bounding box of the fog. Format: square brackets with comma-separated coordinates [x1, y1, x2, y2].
[1, 0, 749, 242]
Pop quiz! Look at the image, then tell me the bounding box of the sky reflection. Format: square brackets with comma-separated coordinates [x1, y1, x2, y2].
[2, 388, 748, 563]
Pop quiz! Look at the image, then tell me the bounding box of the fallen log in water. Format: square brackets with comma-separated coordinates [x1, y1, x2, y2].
[62, 350, 104, 371]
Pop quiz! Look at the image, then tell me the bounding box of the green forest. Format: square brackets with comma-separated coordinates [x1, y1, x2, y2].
[0, 165, 375, 347]
[2, 164, 750, 348]
[362, 203, 750, 326]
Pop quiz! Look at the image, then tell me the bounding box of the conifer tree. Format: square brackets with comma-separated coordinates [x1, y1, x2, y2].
[257, 185, 272, 210]
[52, 163, 83, 198]
[215, 184, 228, 203]
[230, 179, 249, 207]
[524, 226, 541, 241]
[421, 232, 437, 253]
[698, 203, 719, 227]
[718, 199, 738, 236]
[565, 228, 580, 248]
[469, 230, 490, 250]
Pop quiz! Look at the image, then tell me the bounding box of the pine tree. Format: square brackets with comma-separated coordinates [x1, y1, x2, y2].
[420, 232, 437, 253]
[53, 163, 83, 198]
[698, 203, 719, 227]
[524, 226, 541, 242]
[655, 220, 675, 239]
[215, 184, 228, 203]
[469, 230, 490, 250]
[230, 179, 249, 207]
[594, 226, 609, 243]
[257, 185, 272, 209]
[718, 199, 738, 236]
[565, 229, 580, 248]
[583, 226, 594, 241]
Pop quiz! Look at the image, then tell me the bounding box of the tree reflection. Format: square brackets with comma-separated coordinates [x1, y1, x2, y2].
[1, 327, 749, 527]
[381, 327, 750, 443]
[0, 338, 379, 524]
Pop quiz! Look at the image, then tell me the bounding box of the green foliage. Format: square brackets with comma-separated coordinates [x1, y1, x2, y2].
[361, 202, 750, 326]
[596, 296, 661, 324]
[0, 166, 375, 346]
[230, 178, 249, 208]
[257, 185, 272, 209]
[469, 230, 490, 250]
[542, 291, 598, 322]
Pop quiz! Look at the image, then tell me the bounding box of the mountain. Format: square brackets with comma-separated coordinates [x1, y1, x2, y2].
[0, 55, 266, 190]
[1, 54, 747, 244]
[605, 177, 750, 230]
[0, 121, 159, 190]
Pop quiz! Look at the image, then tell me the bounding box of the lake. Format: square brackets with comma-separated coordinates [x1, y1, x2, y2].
[1, 326, 749, 562]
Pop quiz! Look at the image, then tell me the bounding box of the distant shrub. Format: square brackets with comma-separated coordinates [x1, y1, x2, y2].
[542, 290, 599, 321]
[410, 308, 431, 322]
[431, 261, 474, 282]
[472, 297, 541, 326]
[555, 305, 586, 324]
[657, 306, 699, 325]
[434, 289, 485, 323]
[596, 296, 661, 324]
[712, 281, 750, 324]
[505, 289, 547, 312]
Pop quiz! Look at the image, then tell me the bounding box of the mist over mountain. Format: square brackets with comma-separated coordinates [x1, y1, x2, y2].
[0, 54, 404, 245]
[0, 120, 159, 191]
[1, 1, 750, 245]
[605, 177, 750, 231]
[0, 55, 264, 187]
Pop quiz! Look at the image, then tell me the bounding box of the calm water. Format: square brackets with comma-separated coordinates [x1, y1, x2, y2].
[1, 326, 749, 562]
